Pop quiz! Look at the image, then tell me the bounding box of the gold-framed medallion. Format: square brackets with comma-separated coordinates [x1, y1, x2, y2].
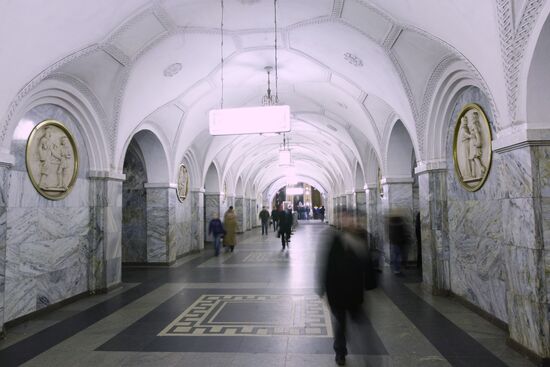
[453, 104, 492, 192]
[25, 120, 79, 200]
[177, 164, 189, 202]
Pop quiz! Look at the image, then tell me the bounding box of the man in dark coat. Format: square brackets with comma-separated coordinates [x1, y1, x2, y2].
[278, 205, 292, 250]
[259, 206, 270, 235]
[317, 210, 368, 365]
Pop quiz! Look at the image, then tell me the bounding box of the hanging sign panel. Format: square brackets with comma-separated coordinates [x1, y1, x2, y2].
[209, 105, 291, 135]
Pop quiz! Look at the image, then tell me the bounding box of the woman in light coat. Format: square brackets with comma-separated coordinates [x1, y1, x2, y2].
[223, 206, 238, 252]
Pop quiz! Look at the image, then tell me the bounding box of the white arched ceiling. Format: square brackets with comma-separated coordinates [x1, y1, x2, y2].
[385, 120, 415, 177]
[204, 162, 220, 193]
[127, 129, 170, 184]
[355, 162, 365, 190]
[1, 0, 516, 198]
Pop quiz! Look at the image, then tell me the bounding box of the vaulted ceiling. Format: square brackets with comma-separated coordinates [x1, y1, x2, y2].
[0, 0, 509, 197]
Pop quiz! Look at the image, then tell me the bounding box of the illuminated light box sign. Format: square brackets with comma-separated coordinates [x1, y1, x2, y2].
[286, 187, 304, 195]
[209, 105, 291, 135]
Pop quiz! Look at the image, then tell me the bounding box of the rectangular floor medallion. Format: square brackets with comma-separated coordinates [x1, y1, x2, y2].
[159, 294, 333, 337]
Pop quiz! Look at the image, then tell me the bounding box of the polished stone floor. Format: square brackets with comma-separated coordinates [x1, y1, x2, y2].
[0, 221, 535, 366]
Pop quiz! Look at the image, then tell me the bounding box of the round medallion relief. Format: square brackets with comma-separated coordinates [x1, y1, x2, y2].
[177, 164, 189, 202]
[452, 104, 492, 192]
[25, 120, 79, 200]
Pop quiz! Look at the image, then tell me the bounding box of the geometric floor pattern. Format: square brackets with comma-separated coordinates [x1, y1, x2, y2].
[159, 294, 333, 337]
[0, 220, 537, 366]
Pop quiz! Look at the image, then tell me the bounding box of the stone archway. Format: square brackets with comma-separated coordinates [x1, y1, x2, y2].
[204, 162, 220, 242]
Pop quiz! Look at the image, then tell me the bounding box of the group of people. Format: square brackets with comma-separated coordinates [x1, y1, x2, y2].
[259, 205, 293, 250]
[207, 206, 238, 256]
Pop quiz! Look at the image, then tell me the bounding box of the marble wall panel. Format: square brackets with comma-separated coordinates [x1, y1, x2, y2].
[445, 86, 508, 324]
[190, 191, 204, 250]
[145, 187, 178, 263]
[0, 165, 10, 333]
[355, 191, 367, 228]
[122, 146, 147, 263]
[234, 197, 244, 233]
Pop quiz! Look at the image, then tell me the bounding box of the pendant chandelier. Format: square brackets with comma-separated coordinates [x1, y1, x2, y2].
[278, 133, 292, 166]
[209, 0, 291, 136]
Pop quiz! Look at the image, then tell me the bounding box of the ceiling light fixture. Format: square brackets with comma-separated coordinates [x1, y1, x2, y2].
[209, 0, 291, 136]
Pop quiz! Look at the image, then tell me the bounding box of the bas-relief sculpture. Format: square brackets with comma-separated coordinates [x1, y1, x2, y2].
[177, 164, 189, 202]
[25, 120, 78, 200]
[453, 104, 492, 192]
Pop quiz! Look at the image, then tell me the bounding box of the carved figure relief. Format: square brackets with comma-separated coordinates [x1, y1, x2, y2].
[26, 120, 78, 200]
[177, 164, 189, 202]
[453, 104, 492, 191]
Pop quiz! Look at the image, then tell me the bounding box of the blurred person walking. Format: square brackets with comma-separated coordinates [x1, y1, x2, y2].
[388, 213, 410, 276]
[271, 206, 279, 232]
[208, 213, 225, 256]
[318, 210, 369, 366]
[278, 205, 292, 250]
[259, 206, 270, 236]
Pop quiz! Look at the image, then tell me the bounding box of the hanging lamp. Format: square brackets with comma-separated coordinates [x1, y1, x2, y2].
[209, 0, 291, 136]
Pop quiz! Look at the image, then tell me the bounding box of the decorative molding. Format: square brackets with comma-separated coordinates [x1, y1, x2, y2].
[332, 0, 345, 18]
[163, 63, 183, 77]
[382, 24, 402, 50]
[88, 170, 126, 181]
[1, 44, 101, 145]
[144, 182, 178, 189]
[101, 43, 131, 66]
[493, 124, 550, 153]
[46, 72, 113, 155]
[497, 0, 545, 124]
[416, 54, 457, 156]
[153, 3, 178, 34]
[343, 52, 364, 67]
[414, 159, 447, 175]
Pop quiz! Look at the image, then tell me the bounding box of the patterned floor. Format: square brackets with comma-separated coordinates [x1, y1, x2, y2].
[0, 221, 536, 366]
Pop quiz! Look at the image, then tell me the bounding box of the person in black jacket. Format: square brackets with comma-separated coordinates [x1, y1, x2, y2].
[271, 207, 279, 232]
[278, 205, 292, 250]
[317, 210, 368, 366]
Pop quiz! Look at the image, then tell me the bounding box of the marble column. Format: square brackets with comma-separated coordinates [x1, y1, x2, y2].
[0, 162, 11, 336]
[494, 141, 550, 358]
[381, 177, 415, 264]
[355, 190, 367, 229]
[88, 171, 124, 292]
[204, 192, 222, 242]
[251, 199, 257, 228]
[332, 197, 337, 226]
[144, 184, 177, 264]
[416, 164, 450, 294]
[234, 196, 245, 233]
[189, 189, 204, 251]
[246, 198, 252, 230]
[346, 192, 355, 224]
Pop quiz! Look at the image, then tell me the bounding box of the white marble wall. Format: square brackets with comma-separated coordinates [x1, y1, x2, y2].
[3, 103, 113, 323]
[88, 175, 123, 291]
[496, 145, 550, 355]
[445, 87, 508, 324]
[0, 165, 10, 334]
[245, 198, 252, 230]
[234, 197, 244, 233]
[189, 190, 204, 252]
[145, 186, 177, 264]
[417, 170, 450, 293]
[355, 191, 367, 229]
[204, 193, 221, 242]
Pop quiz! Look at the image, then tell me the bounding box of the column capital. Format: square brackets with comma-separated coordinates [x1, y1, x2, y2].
[190, 187, 205, 193]
[144, 182, 177, 189]
[0, 152, 15, 166]
[381, 176, 414, 185]
[493, 124, 550, 153]
[414, 160, 447, 175]
[88, 170, 126, 181]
